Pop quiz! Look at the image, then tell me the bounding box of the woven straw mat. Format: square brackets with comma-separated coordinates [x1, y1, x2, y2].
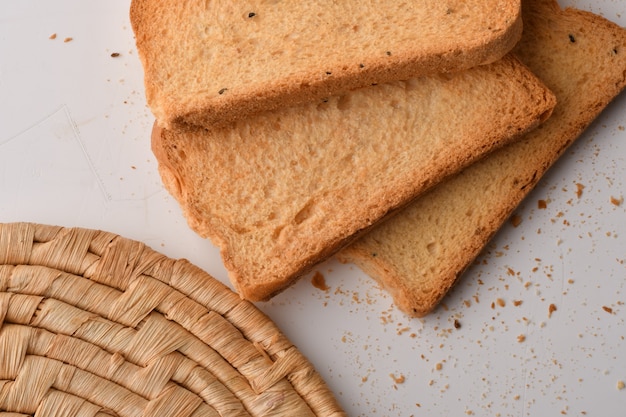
[0, 222, 346, 417]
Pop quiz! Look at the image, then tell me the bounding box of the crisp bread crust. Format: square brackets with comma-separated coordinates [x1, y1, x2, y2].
[131, 0, 523, 131]
[337, 0, 626, 317]
[151, 55, 556, 302]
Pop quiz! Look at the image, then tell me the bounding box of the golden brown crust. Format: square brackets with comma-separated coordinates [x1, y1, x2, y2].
[151, 55, 555, 302]
[131, 0, 523, 130]
[337, 0, 626, 317]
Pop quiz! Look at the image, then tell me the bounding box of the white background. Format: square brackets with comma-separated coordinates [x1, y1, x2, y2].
[1, 1, 625, 415]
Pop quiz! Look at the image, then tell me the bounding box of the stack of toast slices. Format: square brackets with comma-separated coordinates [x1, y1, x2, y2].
[131, 0, 626, 316]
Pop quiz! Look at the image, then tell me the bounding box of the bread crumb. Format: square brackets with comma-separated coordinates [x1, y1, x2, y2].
[510, 214, 522, 227]
[517, 334, 526, 343]
[549, 303, 557, 317]
[49, 33, 57, 40]
[435, 363, 443, 371]
[610, 196, 623, 206]
[497, 298, 506, 308]
[397, 326, 411, 336]
[111, 52, 121, 58]
[538, 199, 547, 209]
[617, 380, 625, 390]
[602, 306, 613, 314]
[64, 37, 73, 43]
[575, 183, 585, 198]
[513, 300, 523, 307]
[390, 373, 405, 384]
[311, 271, 329, 291]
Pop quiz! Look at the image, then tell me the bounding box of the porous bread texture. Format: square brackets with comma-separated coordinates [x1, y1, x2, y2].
[337, 0, 626, 317]
[152, 55, 556, 302]
[130, 0, 523, 130]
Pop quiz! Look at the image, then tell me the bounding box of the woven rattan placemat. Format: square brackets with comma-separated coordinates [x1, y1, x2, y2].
[0, 222, 346, 417]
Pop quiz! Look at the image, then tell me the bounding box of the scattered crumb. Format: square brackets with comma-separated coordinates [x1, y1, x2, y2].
[575, 183, 585, 198]
[111, 52, 121, 58]
[602, 306, 614, 314]
[511, 214, 522, 227]
[435, 363, 443, 371]
[618, 380, 625, 390]
[610, 196, 624, 206]
[513, 300, 523, 307]
[517, 334, 526, 343]
[64, 37, 73, 43]
[396, 326, 411, 336]
[311, 271, 329, 292]
[390, 373, 405, 384]
[497, 298, 506, 308]
[549, 303, 557, 318]
[454, 319, 461, 329]
[538, 199, 547, 209]
[49, 33, 57, 40]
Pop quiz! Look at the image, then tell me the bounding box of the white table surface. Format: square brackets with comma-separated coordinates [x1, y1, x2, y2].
[1, 1, 625, 416]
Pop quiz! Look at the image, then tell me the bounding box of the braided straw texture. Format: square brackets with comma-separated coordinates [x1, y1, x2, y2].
[0, 223, 346, 417]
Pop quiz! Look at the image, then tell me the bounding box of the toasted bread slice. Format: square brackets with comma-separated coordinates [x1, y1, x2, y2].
[131, 0, 523, 130]
[337, 0, 626, 317]
[152, 55, 555, 301]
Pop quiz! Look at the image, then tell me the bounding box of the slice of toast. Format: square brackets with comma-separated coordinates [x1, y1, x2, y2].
[337, 0, 626, 317]
[152, 56, 555, 302]
[130, 0, 523, 130]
